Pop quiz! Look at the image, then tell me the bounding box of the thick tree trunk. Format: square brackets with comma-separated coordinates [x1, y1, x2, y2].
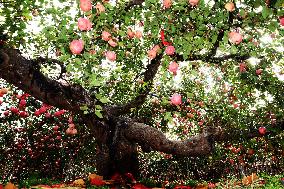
[86, 117, 139, 178]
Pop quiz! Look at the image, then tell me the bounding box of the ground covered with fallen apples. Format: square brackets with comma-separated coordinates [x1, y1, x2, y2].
[1, 173, 284, 189]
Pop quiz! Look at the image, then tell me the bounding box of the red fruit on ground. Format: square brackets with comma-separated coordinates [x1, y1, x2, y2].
[90, 178, 105, 186]
[132, 183, 150, 189]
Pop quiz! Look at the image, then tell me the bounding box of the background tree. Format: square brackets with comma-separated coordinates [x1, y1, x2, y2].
[0, 0, 283, 180]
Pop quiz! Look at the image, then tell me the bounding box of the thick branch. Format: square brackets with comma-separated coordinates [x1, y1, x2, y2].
[124, 122, 213, 156]
[0, 48, 95, 113]
[124, 119, 284, 157]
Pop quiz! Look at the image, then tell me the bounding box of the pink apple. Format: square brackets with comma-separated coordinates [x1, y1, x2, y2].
[34, 110, 40, 117]
[39, 106, 47, 114]
[54, 110, 65, 117]
[96, 2, 105, 13]
[256, 69, 262, 75]
[102, 31, 111, 41]
[153, 45, 161, 52]
[70, 39, 84, 55]
[105, 51, 116, 61]
[280, 17, 284, 26]
[165, 45, 175, 55]
[135, 30, 143, 39]
[80, 0, 92, 12]
[148, 49, 157, 59]
[168, 61, 179, 74]
[19, 111, 29, 118]
[127, 28, 135, 39]
[66, 128, 77, 135]
[163, 0, 172, 9]
[78, 17, 92, 31]
[108, 39, 118, 47]
[258, 126, 266, 135]
[19, 99, 26, 107]
[233, 103, 239, 109]
[225, 2, 235, 12]
[229, 31, 242, 44]
[45, 112, 51, 118]
[10, 107, 19, 114]
[3, 111, 9, 116]
[53, 125, 59, 131]
[171, 93, 182, 105]
[189, 0, 199, 6]
[239, 63, 246, 73]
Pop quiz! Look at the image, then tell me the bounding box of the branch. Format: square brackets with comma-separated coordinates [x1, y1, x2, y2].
[125, 0, 144, 11]
[0, 48, 95, 113]
[105, 53, 163, 116]
[175, 53, 251, 64]
[123, 119, 284, 157]
[124, 121, 214, 156]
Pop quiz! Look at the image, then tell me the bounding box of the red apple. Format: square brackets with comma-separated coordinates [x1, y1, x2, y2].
[258, 126, 266, 135]
[225, 2, 235, 12]
[53, 125, 59, 131]
[256, 69, 262, 75]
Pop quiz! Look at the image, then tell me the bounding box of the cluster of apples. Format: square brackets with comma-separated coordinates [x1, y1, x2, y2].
[70, 0, 106, 56]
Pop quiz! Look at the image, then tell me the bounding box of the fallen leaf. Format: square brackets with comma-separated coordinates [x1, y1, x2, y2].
[4, 182, 17, 189]
[174, 185, 192, 189]
[132, 183, 150, 189]
[193, 184, 206, 189]
[89, 173, 105, 186]
[73, 179, 85, 187]
[242, 173, 258, 185]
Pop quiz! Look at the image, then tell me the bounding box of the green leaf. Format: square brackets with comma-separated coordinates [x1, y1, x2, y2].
[99, 97, 110, 103]
[95, 110, 103, 118]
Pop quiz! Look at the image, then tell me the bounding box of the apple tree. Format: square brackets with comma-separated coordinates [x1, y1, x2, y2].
[0, 0, 284, 179]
